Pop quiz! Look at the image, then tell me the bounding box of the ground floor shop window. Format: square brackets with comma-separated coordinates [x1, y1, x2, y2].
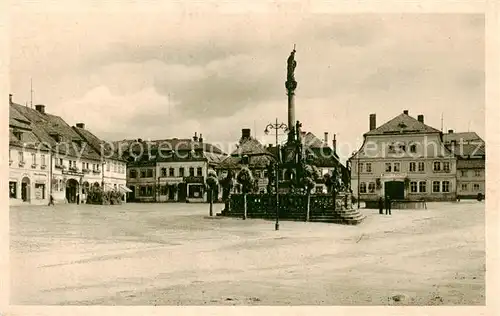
[160, 185, 168, 195]
[188, 184, 203, 198]
[473, 183, 480, 191]
[461, 183, 468, 191]
[9, 181, 17, 198]
[35, 183, 46, 199]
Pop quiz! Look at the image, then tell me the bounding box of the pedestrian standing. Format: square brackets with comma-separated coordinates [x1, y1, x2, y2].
[378, 197, 384, 214]
[385, 195, 392, 215]
[48, 194, 54, 206]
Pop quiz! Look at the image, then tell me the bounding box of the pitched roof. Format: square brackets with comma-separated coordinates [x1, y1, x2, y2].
[365, 113, 441, 136]
[114, 138, 225, 155]
[443, 132, 484, 144]
[446, 143, 485, 158]
[73, 126, 126, 162]
[231, 137, 271, 156]
[218, 154, 275, 169]
[11, 103, 101, 160]
[457, 159, 485, 169]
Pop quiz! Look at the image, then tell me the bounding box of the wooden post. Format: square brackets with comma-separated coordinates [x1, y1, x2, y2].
[243, 193, 247, 220]
[306, 193, 310, 222]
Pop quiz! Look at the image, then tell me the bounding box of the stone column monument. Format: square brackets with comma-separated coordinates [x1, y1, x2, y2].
[285, 46, 298, 142]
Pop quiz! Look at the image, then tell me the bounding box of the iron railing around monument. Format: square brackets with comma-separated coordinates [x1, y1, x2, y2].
[227, 193, 349, 219]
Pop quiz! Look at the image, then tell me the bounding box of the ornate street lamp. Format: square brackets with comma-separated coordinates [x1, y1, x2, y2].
[265, 118, 288, 231]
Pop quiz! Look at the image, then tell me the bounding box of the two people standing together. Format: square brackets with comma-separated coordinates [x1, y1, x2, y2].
[378, 195, 392, 215]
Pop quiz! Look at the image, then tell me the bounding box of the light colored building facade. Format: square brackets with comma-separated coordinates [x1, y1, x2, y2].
[73, 123, 129, 201]
[349, 111, 457, 202]
[444, 130, 485, 199]
[10, 96, 112, 204]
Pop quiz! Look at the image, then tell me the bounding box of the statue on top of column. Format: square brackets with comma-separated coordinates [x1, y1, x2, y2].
[287, 47, 297, 82]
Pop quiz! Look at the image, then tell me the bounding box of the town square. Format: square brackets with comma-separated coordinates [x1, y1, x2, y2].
[7, 6, 488, 309]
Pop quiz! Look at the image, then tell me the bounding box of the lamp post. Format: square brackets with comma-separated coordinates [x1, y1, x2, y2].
[265, 118, 288, 231]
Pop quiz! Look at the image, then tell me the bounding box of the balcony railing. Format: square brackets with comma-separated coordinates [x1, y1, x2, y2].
[92, 169, 101, 174]
[41, 164, 47, 170]
[68, 166, 79, 172]
[31, 163, 37, 169]
[82, 168, 91, 174]
[55, 164, 65, 170]
[18, 161, 25, 167]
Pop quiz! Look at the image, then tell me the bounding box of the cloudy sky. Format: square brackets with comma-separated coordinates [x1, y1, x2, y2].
[10, 3, 484, 162]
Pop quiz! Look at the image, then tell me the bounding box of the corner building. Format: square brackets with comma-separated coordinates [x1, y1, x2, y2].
[349, 110, 457, 202]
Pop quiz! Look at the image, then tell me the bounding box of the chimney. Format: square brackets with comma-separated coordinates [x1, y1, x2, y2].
[76, 123, 85, 129]
[324, 132, 329, 144]
[403, 110, 409, 115]
[9, 94, 12, 104]
[242, 128, 251, 139]
[35, 104, 45, 114]
[369, 114, 376, 131]
[193, 132, 198, 142]
[448, 129, 454, 134]
[417, 115, 424, 123]
[332, 134, 337, 153]
[199, 133, 203, 143]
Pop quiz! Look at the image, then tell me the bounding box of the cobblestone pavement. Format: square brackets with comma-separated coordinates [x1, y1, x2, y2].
[10, 201, 485, 305]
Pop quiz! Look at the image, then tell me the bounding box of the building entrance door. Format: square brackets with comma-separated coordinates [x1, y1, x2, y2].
[384, 181, 405, 200]
[178, 183, 187, 202]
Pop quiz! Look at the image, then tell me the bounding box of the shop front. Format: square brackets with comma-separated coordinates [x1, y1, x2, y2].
[185, 176, 205, 203]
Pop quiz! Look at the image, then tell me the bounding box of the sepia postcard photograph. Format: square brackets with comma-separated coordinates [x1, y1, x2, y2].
[2, 0, 498, 315]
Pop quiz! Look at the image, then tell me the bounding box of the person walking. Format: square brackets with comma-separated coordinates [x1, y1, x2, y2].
[378, 196, 384, 215]
[385, 195, 392, 215]
[48, 194, 54, 206]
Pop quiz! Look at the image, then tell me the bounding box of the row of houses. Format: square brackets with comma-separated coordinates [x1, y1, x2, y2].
[8, 94, 128, 205]
[9, 91, 484, 205]
[349, 110, 485, 202]
[119, 127, 345, 202]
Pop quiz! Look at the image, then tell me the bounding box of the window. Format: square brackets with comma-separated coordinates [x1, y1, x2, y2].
[409, 162, 416, 172]
[461, 170, 467, 177]
[358, 163, 364, 173]
[140, 186, 147, 196]
[9, 182, 17, 198]
[130, 169, 137, 178]
[410, 181, 418, 193]
[368, 182, 375, 193]
[82, 162, 85, 170]
[419, 181, 427, 193]
[169, 168, 175, 177]
[160, 185, 168, 195]
[442, 181, 450, 193]
[161, 168, 167, 177]
[197, 167, 203, 176]
[418, 162, 425, 172]
[41, 154, 46, 166]
[365, 163, 372, 173]
[140, 170, 146, 178]
[179, 167, 185, 177]
[473, 183, 480, 191]
[146, 169, 153, 178]
[393, 162, 400, 172]
[443, 162, 450, 172]
[189, 167, 195, 177]
[146, 185, 153, 196]
[433, 161, 441, 171]
[385, 163, 392, 172]
[461, 183, 468, 191]
[35, 183, 45, 199]
[19, 151, 24, 162]
[59, 158, 63, 166]
[432, 181, 440, 192]
[32, 153, 36, 165]
[359, 182, 367, 193]
[113, 163, 117, 173]
[410, 144, 417, 153]
[474, 170, 481, 177]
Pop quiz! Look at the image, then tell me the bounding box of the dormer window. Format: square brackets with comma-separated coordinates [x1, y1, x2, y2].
[242, 155, 249, 165]
[50, 133, 62, 143]
[13, 130, 23, 141]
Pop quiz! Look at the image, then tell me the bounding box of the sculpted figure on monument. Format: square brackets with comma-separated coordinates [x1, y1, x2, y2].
[287, 48, 297, 82]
